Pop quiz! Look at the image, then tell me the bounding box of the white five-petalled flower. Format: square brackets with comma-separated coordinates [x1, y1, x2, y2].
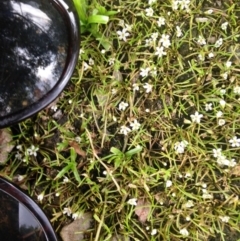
[229, 136, 240, 147]
[117, 28, 130, 42]
[118, 101, 129, 111]
[143, 83, 153, 93]
[27, 145, 39, 157]
[120, 125, 131, 135]
[63, 207, 72, 216]
[130, 119, 141, 131]
[190, 111, 203, 124]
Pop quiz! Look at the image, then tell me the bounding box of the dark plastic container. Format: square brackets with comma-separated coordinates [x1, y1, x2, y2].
[0, 177, 58, 241]
[0, 0, 80, 128]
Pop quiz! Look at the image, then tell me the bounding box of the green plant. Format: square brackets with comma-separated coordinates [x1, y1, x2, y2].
[73, 0, 117, 50]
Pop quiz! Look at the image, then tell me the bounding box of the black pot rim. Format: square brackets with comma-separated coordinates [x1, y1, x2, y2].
[0, 0, 80, 128]
[0, 176, 58, 241]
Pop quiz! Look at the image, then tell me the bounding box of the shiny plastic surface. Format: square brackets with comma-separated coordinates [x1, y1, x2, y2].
[0, 0, 80, 127]
[0, 177, 57, 241]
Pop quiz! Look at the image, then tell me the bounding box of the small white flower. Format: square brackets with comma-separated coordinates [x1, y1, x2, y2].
[219, 216, 230, 223]
[145, 108, 150, 113]
[101, 49, 106, 54]
[145, 7, 154, 17]
[72, 211, 83, 220]
[186, 216, 191, 221]
[103, 170, 107, 175]
[55, 192, 60, 197]
[132, 83, 140, 91]
[220, 89, 226, 95]
[130, 119, 141, 131]
[63, 207, 72, 216]
[140, 67, 150, 77]
[118, 101, 129, 111]
[215, 38, 223, 48]
[202, 190, 213, 199]
[179, 0, 191, 11]
[233, 86, 240, 95]
[120, 125, 131, 135]
[185, 172, 192, 178]
[180, 228, 189, 236]
[151, 229, 157, 236]
[197, 35, 206, 45]
[221, 22, 228, 31]
[79, 48, 84, 59]
[16, 145, 23, 151]
[159, 34, 171, 48]
[218, 119, 225, 126]
[51, 105, 58, 112]
[229, 159, 237, 167]
[174, 141, 188, 154]
[143, 83, 153, 93]
[63, 177, 69, 183]
[83, 61, 90, 71]
[151, 67, 157, 76]
[184, 200, 194, 208]
[225, 61, 232, 68]
[172, 0, 179, 10]
[190, 111, 203, 124]
[205, 103, 213, 111]
[157, 17, 165, 27]
[15, 152, 22, 160]
[176, 26, 183, 37]
[118, 19, 125, 27]
[148, 0, 157, 4]
[151, 32, 158, 41]
[89, 58, 94, 66]
[75, 136, 81, 143]
[125, 24, 133, 32]
[27, 145, 39, 157]
[229, 136, 240, 147]
[127, 198, 137, 206]
[37, 193, 44, 202]
[166, 180, 172, 188]
[222, 72, 228, 80]
[205, 9, 213, 14]
[219, 99, 226, 108]
[108, 57, 115, 66]
[111, 88, 117, 95]
[212, 148, 222, 158]
[216, 111, 223, 118]
[208, 52, 214, 58]
[145, 38, 154, 47]
[17, 175, 25, 182]
[217, 155, 230, 166]
[117, 28, 130, 42]
[155, 46, 167, 58]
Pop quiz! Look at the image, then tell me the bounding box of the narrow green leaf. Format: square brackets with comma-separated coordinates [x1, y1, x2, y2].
[110, 147, 123, 155]
[125, 146, 142, 157]
[88, 15, 109, 24]
[73, 0, 88, 23]
[55, 163, 73, 179]
[70, 147, 77, 163]
[72, 165, 81, 184]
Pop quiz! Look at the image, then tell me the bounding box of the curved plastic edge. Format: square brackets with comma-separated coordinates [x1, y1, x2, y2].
[0, 0, 80, 128]
[0, 177, 58, 241]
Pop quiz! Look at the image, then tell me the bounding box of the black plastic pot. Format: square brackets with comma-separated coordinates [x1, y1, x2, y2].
[0, 177, 57, 241]
[0, 0, 80, 128]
